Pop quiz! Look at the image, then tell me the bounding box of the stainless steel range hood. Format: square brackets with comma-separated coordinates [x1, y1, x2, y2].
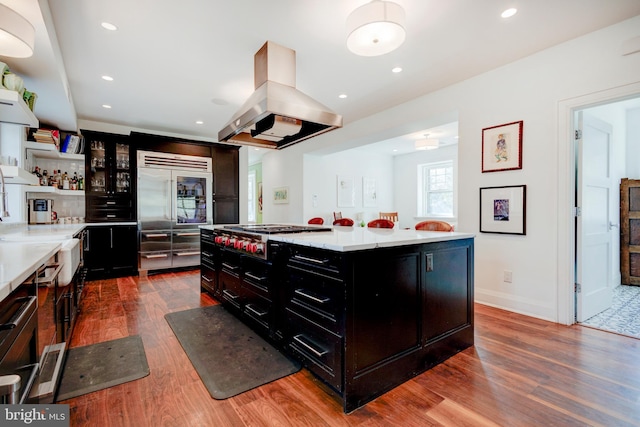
[217, 41, 343, 150]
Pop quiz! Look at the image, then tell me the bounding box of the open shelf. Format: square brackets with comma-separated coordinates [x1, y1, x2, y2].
[25, 141, 84, 161]
[0, 88, 38, 128]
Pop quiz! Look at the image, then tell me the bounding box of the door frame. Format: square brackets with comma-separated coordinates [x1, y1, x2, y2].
[557, 82, 640, 325]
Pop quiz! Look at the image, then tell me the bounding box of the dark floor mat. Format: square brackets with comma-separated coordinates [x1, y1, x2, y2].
[56, 335, 149, 401]
[165, 305, 301, 399]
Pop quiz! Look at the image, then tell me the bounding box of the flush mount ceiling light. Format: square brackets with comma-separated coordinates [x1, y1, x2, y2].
[346, 0, 406, 57]
[0, 4, 35, 58]
[415, 134, 439, 150]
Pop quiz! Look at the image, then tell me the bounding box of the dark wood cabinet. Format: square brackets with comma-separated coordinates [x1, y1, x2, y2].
[202, 234, 474, 413]
[84, 225, 137, 278]
[82, 130, 133, 222]
[212, 146, 239, 224]
[620, 178, 640, 285]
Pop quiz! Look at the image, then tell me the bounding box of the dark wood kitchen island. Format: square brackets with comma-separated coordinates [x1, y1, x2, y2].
[200, 225, 474, 413]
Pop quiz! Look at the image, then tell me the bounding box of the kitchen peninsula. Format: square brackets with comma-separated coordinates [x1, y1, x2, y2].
[201, 225, 475, 412]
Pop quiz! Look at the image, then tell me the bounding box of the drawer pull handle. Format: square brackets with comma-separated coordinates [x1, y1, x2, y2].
[293, 335, 328, 358]
[222, 289, 239, 300]
[175, 232, 200, 237]
[0, 297, 36, 331]
[143, 254, 168, 259]
[294, 289, 330, 304]
[175, 251, 200, 256]
[106, 201, 116, 205]
[222, 262, 238, 271]
[293, 255, 329, 265]
[245, 304, 267, 317]
[201, 275, 212, 283]
[145, 233, 168, 238]
[202, 252, 213, 258]
[106, 214, 116, 218]
[245, 272, 267, 282]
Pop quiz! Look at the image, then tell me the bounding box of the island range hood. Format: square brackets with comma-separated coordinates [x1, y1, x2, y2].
[217, 41, 343, 150]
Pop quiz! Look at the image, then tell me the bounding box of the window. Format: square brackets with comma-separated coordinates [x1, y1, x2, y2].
[419, 161, 454, 217]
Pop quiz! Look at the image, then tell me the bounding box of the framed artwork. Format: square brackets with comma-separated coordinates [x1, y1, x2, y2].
[258, 182, 263, 213]
[362, 177, 377, 207]
[337, 175, 355, 207]
[479, 185, 526, 235]
[273, 186, 289, 204]
[482, 120, 523, 172]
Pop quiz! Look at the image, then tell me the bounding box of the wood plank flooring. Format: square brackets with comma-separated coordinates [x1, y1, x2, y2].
[60, 270, 640, 426]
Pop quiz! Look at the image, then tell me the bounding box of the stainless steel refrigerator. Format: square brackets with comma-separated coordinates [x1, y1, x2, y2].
[137, 150, 213, 274]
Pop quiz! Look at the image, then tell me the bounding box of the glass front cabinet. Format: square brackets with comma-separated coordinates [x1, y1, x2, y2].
[83, 130, 133, 221]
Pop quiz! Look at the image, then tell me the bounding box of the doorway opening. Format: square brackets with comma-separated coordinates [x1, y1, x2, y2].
[573, 95, 640, 339]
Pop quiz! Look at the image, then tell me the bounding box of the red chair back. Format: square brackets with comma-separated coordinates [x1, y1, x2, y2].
[333, 218, 354, 226]
[308, 217, 324, 225]
[367, 219, 395, 229]
[415, 220, 454, 231]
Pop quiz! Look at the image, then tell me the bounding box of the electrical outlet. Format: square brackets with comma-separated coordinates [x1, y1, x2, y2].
[504, 270, 513, 283]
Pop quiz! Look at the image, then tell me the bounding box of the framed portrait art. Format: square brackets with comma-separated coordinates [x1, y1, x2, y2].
[479, 185, 526, 235]
[481, 120, 523, 173]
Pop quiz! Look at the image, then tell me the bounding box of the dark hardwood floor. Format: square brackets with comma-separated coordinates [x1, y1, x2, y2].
[60, 270, 640, 426]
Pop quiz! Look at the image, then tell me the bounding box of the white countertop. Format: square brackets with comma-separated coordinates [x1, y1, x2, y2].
[0, 241, 61, 301]
[201, 225, 474, 252]
[0, 223, 90, 301]
[0, 223, 87, 241]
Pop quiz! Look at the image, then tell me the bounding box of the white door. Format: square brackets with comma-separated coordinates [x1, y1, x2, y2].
[576, 111, 614, 322]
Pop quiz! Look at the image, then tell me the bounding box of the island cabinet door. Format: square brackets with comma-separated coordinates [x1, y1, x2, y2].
[349, 247, 423, 373]
[421, 239, 474, 364]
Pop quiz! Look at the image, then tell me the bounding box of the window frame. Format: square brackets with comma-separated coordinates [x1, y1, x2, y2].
[418, 160, 455, 218]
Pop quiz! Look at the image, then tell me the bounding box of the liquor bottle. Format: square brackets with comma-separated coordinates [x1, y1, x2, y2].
[78, 174, 84, 191]
[42, 170, 48, 187]
[63, 172, 70, 190]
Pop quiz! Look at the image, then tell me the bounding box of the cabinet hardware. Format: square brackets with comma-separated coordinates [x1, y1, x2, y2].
[175, 232, 199, 237]
[293, 335, 328, 357]
[222, 289, 239, 300]
[175, 251, 200, 256]
[145, 233, 168, 238]
[201, 275, 212, 282]
[142, 254, 168, 259]
[426, 253, 434, 272]
[245, 272, 267, 282]
[293, 255, 329, 265]
[245, 304, 267, 317]
[0, 296, 36, 331]
[294, 289, 330, 304]
[222, 262, 238, 271]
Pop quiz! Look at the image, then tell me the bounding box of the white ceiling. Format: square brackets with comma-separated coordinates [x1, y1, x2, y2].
[2, 0, 640, 162]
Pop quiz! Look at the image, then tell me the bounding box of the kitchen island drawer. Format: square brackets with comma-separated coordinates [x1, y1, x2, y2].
[287, 265, 344, 333]
[172, 230, 201, 250]
[286, 309, 343, 392]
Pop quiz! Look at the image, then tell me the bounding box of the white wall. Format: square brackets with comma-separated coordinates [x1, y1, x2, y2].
[256, 15, 640, 323]
[303, 150, 394, 226]
[626, 107, 640, 177]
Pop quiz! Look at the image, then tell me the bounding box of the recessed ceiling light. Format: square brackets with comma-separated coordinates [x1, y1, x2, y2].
[101, 75, 113, 81]
[339, 94, 348, 99]
[501, 8, 517, 18]
[254, 148, 261, 151]
[392, 67, 403, 73]
[101, 22, 118, 31]
[195, 120, 203, 125]
[102, 104, 112, 109]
